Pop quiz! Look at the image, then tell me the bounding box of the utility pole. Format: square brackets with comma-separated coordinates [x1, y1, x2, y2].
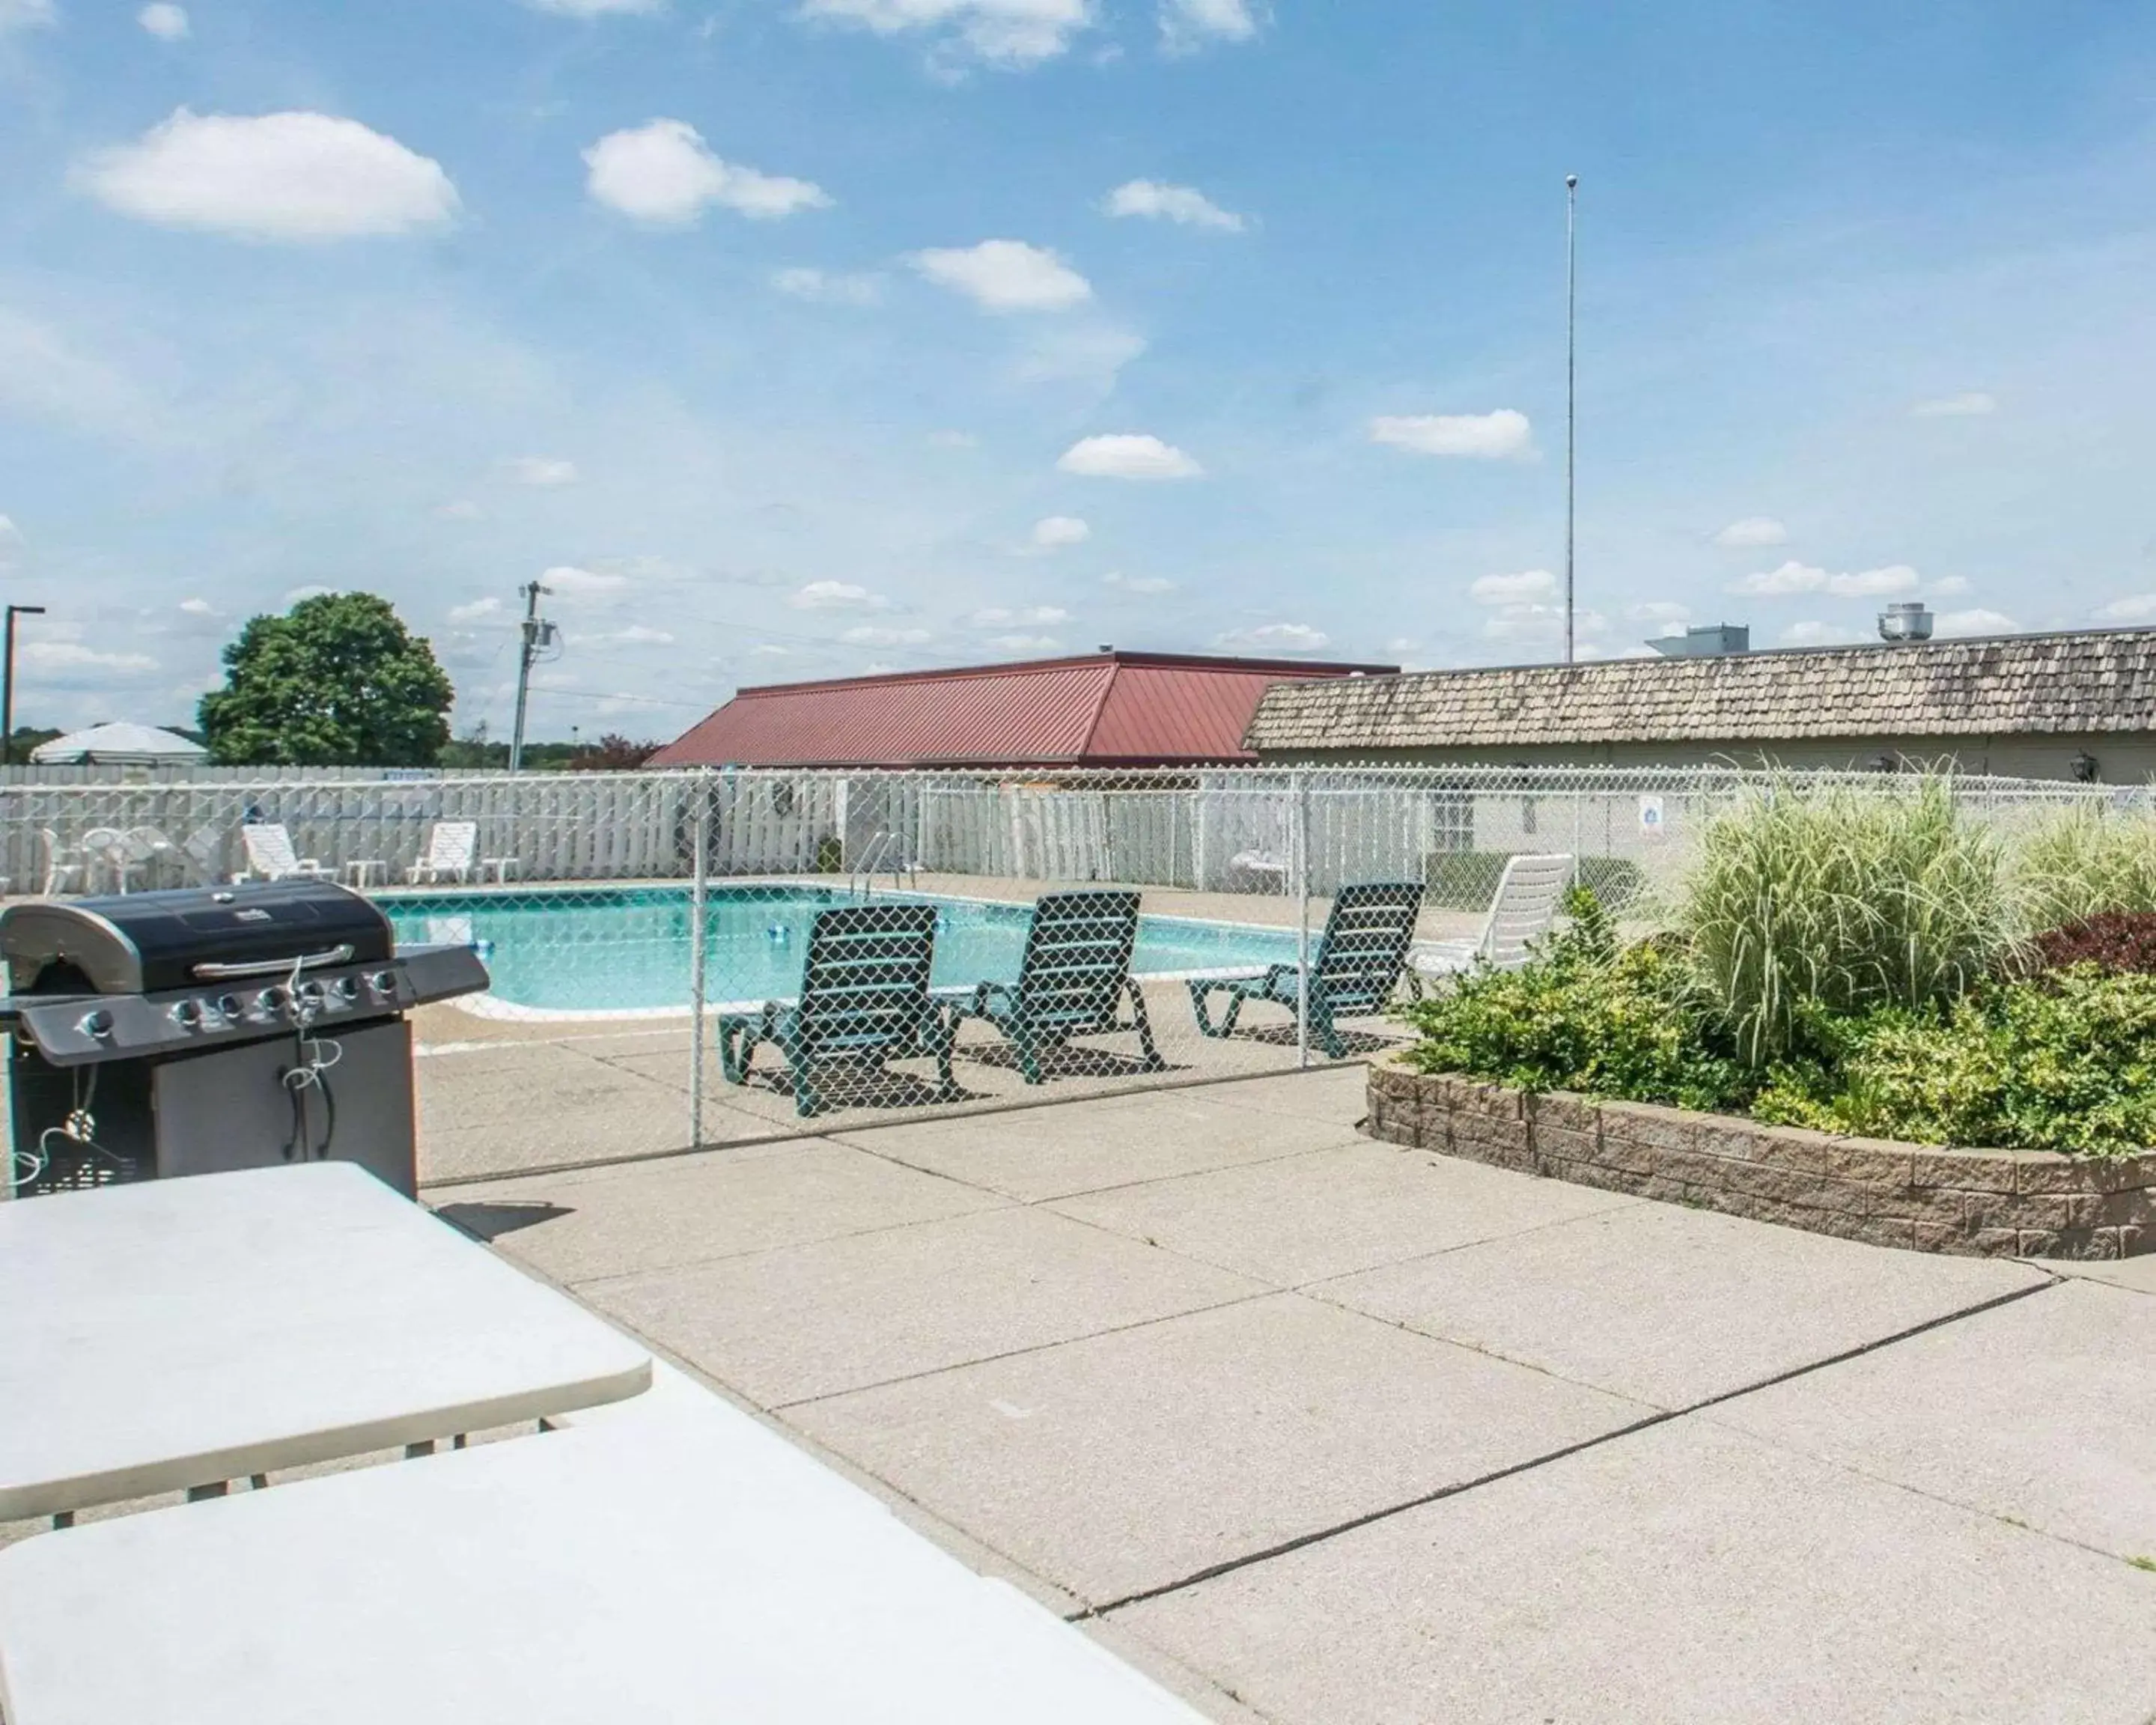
[2, 604, 47, 766]
[508, 580, 555, 773]
[1563, 172, 1579, 666]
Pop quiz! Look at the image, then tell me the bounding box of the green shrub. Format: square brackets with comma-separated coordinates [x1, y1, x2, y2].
[1397, 893, 1748, 1113]
[1678, 777, 2017, 1066]
[1752, 968, 2156, 1157]
[814, 834, 844, 874]
[2009, 806, 2156, 932]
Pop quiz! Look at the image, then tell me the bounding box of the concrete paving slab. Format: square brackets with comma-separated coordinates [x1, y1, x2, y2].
[1317, 1199, 2047, 1409]
[789, 1292, 1646, 1605]
[2036, 1253, 2156, 1295]
[578, 1205, 1267, 1408]
[1050, 1141, 1636, 1286]
[834, 1088, 1364, 1203]
[1115, 1417, 2156, 1725]
[1708, 1277, 2156, 1562]
[430, 1140, 1009, 1285]
[1189, 1065, 1373, 1128]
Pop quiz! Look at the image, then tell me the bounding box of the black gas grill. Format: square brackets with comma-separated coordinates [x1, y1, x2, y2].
[2, 881, 487, 1198]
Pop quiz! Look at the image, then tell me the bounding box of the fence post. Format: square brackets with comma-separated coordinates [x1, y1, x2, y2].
[687, 770, 710, 1149]
[1294, 769, 1312, 1069]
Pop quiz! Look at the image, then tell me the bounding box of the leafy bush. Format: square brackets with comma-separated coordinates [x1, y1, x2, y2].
[1397, 891, 1748, 1113]
[1678, 778, 2017, 1066]
[2010, 806, 2156, 932]
[1752, 969, 2156, 1156]
[2029, 911, 2156, 977]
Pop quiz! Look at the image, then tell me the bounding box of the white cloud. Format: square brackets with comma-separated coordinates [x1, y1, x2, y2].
[505, 455, 578, 487]
[591, 623, 676, 645]
[1729, 560, 1922, 598]
[1931, 575, 1970, 596]
[177, 597, 216, 616]
[798, 0, 1091, 67]
[907, 240, 1091, 312]
[841, 625, 932, 645]
[1470, 568, 1559, 605]
[2095, 594, 2156, 624]
[790, 579, 891, 609]
[1483, 603, 1607, 646]
[523, 0, 663, 13]
[448, 597, 502, 624]
[1103, 571, 1174, 594]
[969, 605, 1071, 626]
[1371, 409, 1536, 460]
[541, 564, 629, 595]
[74, 110, 460, 241]
[1102, 180, 1246, 233]
[138, 3, 189, 38]
[21, 641, 159, 675]
[1913, 391, 1997, 419]
[433, 499, 484, 520]
[1631, 600, 1691, 626]
[1383, 636, 1418, 654]
[583, 121, 829, 225]
[1058, 433, 1202, 479]
[987, 633, 1062, 653]
[0, 0, 56, 34]
[283, 585, 337, 603]
[1159, 0, 1257, 48]
[772, 266, 883, 305]
[750, 643, 794, 656]
[1030, 515, 1089, 550]
[1216, 622, 1330, 654]
[1713, 516, 1787, 549]
[1780, 621, 1857, 648]
[1934, 608, 2019, 637]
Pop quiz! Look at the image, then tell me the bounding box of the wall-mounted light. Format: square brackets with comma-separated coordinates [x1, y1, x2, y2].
[2070, 751, 2100, 784]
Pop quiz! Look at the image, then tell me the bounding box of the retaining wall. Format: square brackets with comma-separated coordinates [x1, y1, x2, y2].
[1366, 1056, 2156, 1259]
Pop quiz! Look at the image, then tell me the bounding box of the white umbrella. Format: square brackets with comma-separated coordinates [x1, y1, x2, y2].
[29, 722, 210, 767]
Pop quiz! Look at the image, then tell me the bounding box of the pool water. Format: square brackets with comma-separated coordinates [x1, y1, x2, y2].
[384, 886, 1301, 1015]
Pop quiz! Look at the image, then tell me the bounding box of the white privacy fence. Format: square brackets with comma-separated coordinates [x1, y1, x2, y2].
[3, 764, 2140, 1188]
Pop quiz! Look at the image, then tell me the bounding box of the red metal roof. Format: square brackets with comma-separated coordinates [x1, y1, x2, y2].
[650, 651, 1397, 770]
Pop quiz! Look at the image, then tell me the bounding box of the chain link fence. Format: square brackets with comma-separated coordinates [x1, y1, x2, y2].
[1, 764, 2139, 1187]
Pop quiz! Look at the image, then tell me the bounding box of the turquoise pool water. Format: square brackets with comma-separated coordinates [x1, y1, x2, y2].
[384, 886, 1301, 1014]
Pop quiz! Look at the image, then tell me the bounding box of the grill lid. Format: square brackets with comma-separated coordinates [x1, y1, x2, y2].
[1, 880, 395, 997]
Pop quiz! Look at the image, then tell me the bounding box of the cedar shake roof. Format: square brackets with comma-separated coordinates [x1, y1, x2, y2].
[1243, 628, 2156, 754]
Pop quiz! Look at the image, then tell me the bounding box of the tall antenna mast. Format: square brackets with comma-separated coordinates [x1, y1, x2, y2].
[1564, 172, 1579, 666]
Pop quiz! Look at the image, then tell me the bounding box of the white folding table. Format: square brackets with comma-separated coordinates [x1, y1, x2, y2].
[0, 1162, 650, 1521]
[0, 1377, 1212, 1725]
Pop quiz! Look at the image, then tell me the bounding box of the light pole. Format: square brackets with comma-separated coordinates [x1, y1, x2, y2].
[508, 580, 556, 773]
[2, 604, 47, 765]
[1564, 173, 1579, 666]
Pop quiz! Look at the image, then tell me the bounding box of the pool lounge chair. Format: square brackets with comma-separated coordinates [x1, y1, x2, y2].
[949, 889, 1166, 1084]
[1187, 880, 1423, 1059]
[1406, 852, 1575, 989]
[717, 902, 957, 1117]
[236, 823, 333, 883]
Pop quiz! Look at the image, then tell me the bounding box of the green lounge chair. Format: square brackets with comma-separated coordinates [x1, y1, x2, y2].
[717, 902, 957, 1117]
[951, 889, 1166, 1084]
[1187, 880, 1423, 1059]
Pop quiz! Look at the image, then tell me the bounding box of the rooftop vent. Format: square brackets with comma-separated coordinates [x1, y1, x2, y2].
[1646, 623, 1750, 659]
[1878, 603, 1934, 644]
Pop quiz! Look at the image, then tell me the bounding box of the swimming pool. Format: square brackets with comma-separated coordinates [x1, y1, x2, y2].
[383, 886, 1302, 1017]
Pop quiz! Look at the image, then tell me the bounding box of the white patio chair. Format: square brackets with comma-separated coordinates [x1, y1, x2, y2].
[1409, 852, 1577, 984]
[79, 827, 129, 895]
[237, 823, 333, 883]
[40, 828, 85, 896]
[408, 821, 478, 885]
[113, 827, 180, 893]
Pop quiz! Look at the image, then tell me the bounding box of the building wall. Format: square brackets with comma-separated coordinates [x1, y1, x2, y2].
[1255, 731, 2153, 784]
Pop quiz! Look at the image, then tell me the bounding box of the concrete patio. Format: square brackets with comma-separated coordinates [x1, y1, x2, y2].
[430, 1065, 2156, 1724]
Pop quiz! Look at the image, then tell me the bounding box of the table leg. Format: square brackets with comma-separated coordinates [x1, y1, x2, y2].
[52, 1511, 73, 1530]
[186, 1482, 228, 1501]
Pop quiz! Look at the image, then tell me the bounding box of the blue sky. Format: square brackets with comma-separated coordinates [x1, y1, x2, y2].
[2, 0, 2154, 740]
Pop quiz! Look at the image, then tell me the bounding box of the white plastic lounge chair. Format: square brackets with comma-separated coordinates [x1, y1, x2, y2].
[39, 829, 84, 896]
[408, 821, 483, 885]
[1409, 852, 1576, 983]
[237, 823, 333, 883]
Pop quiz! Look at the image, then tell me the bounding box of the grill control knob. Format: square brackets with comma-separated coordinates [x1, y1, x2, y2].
[169, 1000, 203, 1029]
[258, 985, 291, 1017]
[80, 1008, 115, 1039]
[369, 970, 398, 997]
[330, 976, 359, 1003]
[216, 994, 243, 1020]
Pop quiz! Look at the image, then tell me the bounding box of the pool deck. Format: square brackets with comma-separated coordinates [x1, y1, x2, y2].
[410, 874, 1471, 1186]
[426, 1066, 2156, 1724]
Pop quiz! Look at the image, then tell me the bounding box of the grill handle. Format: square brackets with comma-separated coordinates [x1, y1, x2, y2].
[190, 944, 356, 982]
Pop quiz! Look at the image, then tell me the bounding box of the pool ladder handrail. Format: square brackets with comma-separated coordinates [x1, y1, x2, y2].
[848, 830, 919, 899]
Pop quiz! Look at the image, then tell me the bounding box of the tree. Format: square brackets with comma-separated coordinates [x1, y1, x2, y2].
[569, 734, 661, 771]
[198, 593, 454, 766]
